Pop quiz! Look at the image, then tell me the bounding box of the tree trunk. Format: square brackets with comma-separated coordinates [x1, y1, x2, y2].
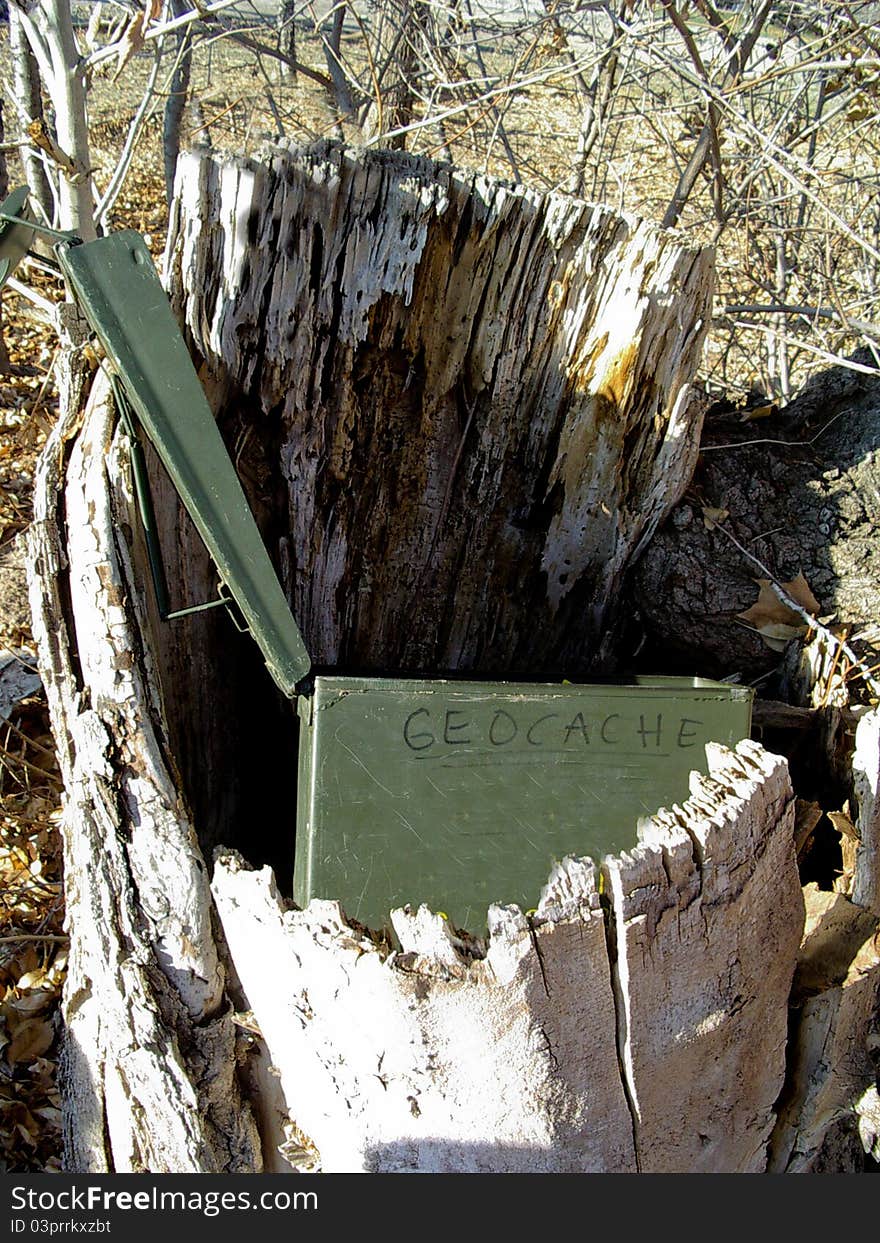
[27, 143, 880, 1173]
[22, 0, 96, 238]
[8, 4, 54, 224]
[167, 141, 713, 681]
[213, 741, 804, 1173]
[630, 358, 880, 685]
[162, 0, 194, 205]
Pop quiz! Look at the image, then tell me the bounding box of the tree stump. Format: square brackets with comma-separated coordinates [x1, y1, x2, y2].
[26, 143, 880, 1173]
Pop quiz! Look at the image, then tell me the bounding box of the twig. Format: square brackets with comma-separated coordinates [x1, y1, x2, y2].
[727, 320, 880, 375]
[4, 276, 58, 325]
[722, 303, 880, 341]
[0, 933, 67, 944]
[95, 40, 165, 228]
[700, 408, 848, 452]
[714, 521, 880, 699]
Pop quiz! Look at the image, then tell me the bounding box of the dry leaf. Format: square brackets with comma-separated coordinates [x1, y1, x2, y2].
[702, 505, 729, 530]
[741, 402, 777, 421]
[6, 1018, 54, 1065]
[795, 799, 823, 856]
[737, 574, 821, 651]
[33, 1105, 62, 1127]
[113, 13, 146, 80]
[6, 991, 55, 1018]
[828, 809, 860, 841]
[781, 571, 821, 615]
[18, 968, 49, 991]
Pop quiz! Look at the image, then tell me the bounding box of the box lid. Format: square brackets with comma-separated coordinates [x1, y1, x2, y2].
[58, 231, 312, 695]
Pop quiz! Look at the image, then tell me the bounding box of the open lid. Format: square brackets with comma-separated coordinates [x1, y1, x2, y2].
[57, 229, 311, 697]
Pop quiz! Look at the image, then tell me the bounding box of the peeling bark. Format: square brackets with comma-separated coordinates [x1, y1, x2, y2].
[27, 362, 260, 1173]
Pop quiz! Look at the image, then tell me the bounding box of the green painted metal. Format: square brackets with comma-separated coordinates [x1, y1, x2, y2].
[0, 187, 37, 291]
[56, 231, 311, 696]
[294, 675, 753, 932]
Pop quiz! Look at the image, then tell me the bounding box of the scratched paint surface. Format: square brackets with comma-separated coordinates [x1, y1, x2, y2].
[294, 676, 753, 931]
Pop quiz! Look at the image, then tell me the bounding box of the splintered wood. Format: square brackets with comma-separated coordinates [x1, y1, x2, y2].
[213, 742, 803, 1173]
[166, 141, 714, 676]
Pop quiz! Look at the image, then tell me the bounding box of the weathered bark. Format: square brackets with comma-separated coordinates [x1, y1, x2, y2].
[162, 0, 194, 205]
[8, 4, 53, 224]
[27, 339, 260, 1172]
[631, 358, 880, 683]
[25, 144, 880, 1172]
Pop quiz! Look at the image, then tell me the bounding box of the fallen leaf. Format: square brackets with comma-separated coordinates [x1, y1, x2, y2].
[782, 571, 821, 615]
[702, 505, 729, 530]
[33, 1105, 62, 1127]
[17, 969, 49, 991]
[828, 809, 860, 841]
[5, 991, 55, 1018]
[6, 1018, 54, 1065]
[759, 622, 809, 651]
[738, 579, 804, 628]
[737, 574, 821, 650]
[741, 401, 778, 421]
[795, 800, 823, 856]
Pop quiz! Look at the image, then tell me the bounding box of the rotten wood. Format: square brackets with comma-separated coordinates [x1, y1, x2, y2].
[166, 141, 714, 678]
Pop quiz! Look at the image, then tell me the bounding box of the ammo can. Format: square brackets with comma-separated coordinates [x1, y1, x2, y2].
[294, 675, 752, 931]
[12, 215, 754, 936]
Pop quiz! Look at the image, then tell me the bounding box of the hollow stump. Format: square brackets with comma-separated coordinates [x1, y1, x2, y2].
[26, 144, 880, 1173]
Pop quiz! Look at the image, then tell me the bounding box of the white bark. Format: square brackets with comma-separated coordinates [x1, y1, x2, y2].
[26, 144, 880, 1173]
[852, 707, 880, 915]
[605, 742, 803, 1171]
[27, 355, 260, 1172]
[16, 0, 96, 237]
[212, 742, 802, 1173]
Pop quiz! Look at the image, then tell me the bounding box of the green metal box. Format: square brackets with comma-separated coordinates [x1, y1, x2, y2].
[294, 675, 753, 931]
